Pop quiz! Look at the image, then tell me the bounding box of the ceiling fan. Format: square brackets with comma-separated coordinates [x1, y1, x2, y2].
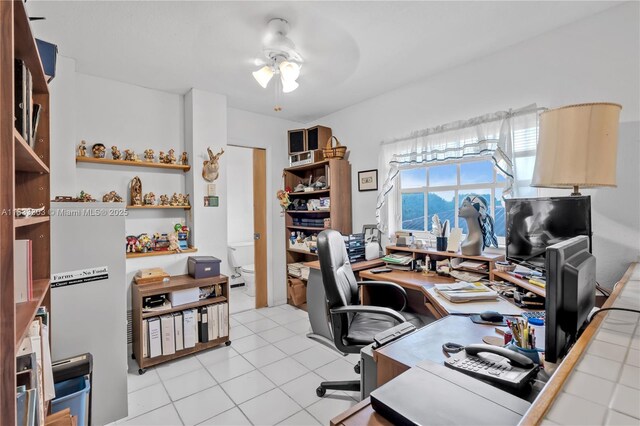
[252, 18, 303, 95]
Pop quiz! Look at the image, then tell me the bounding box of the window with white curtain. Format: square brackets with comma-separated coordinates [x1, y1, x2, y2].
[397, 126, 539, 243]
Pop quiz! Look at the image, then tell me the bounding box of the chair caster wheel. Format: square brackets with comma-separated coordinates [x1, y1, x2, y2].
[316, 386, 326, 397]
[138, 368, 146, 375]
[225, 340, 232, 346]
[354, 363, 360, 374]
[131, 353, 136, 360]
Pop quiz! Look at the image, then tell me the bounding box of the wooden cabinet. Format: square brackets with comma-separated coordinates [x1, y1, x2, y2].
[131, 275, 230, 374]
[283, 159, 352, 308]
[1, 1, 52, 422]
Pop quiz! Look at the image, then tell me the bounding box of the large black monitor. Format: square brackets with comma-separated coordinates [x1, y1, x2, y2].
[545, 236, 596, 363]
[505, 196, 591, 271]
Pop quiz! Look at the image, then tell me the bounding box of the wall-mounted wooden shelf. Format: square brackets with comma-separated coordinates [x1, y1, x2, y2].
[127, 205, 191, 210]
[284, 160, 330, 173]
[15, 279, 50, 347]
[76, 156, 191, 172]
[126, 247, 197, 259]
[287, 248, 318, 257]
[286, 210, 331, 215]
[288, 189, 330, 196]
[15, 130, 50, 173]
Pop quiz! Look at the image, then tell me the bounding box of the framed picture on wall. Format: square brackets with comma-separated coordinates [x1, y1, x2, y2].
[358, 169, 378, 192]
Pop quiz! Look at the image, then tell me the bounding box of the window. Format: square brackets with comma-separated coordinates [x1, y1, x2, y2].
[398, 125, 538, 243]
[400, 160, 506, 238]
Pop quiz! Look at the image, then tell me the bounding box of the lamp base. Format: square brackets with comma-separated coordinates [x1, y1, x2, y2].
[571, 185, 582, 196]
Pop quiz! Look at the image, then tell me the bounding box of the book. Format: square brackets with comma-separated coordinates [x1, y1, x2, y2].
[209, 305, 219, 341]
[434, 282, 491, 292]
[160, 315, 175, 356]
[198, 307, 208, 343]
[16, 387, 27, 426]
[218, 303, 228, 337]
[25, 66, 32, 148]
[455, 260, 487, 270]
[142, 319, 149, 358]
[14, 240, 32, 303]
[183, 309, 197, 349]
[147, 317, 162, 358]
[173, 312, 184, 351]
[434, 282, 498, 303]
[31, 103, 41, 147]
[15, 60, 27, 140]
[382, 253, 414, 265]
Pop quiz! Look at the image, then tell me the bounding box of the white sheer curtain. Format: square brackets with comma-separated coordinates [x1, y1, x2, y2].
[376, 104, 540, 235]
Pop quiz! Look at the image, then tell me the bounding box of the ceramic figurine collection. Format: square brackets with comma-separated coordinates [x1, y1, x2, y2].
[77, 140, 188, 166]
[126, 223, 190, 254]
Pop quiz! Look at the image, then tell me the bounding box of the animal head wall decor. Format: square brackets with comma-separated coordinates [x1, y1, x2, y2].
[202, 147, 224, 182]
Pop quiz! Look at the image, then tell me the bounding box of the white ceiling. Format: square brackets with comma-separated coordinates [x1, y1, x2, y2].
[27, 1, 619, 123]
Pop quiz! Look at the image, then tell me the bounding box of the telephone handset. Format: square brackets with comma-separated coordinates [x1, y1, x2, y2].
[444, 343, 538, 390]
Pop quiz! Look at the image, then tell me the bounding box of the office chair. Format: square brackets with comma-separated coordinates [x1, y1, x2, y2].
[315, 229, 427, 397]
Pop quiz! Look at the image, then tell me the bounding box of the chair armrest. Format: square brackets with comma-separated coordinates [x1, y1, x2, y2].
[330, 305, 406, 324]
[357, 281, 407, 311]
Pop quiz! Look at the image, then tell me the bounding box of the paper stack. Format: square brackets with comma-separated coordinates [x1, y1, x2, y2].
[433, 282, 498, 303]
[287, 263, 310, 280]
[382, 253, 414, 271]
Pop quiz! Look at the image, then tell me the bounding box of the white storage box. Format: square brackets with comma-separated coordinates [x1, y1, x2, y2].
[169, 288, 199, 307]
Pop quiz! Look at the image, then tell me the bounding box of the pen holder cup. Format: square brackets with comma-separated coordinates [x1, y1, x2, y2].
[436, 237, 448, 252]
[507, 341, 541, 364]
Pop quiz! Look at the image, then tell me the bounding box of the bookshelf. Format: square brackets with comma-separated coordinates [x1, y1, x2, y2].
[131, 275, 230, 374]
[283, 158, 352, 308]
[1, 1, 52, 422]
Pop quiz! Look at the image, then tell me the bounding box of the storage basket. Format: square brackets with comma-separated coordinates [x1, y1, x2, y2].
[322, 136, 347, 159]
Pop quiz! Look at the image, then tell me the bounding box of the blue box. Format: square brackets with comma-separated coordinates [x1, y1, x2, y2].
[51, 376, 90, 426]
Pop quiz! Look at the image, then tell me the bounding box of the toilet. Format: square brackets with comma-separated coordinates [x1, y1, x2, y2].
[227, 242, 255, 296]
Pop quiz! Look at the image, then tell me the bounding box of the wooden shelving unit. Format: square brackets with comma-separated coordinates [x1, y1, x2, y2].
[1, 1, 52, 421]
[283, 158, 352, 307]
[491, 270, 546, 297]
[131, 275, 230, 373]
[126, 247, 198, 259]
[385, 245, 504, 275]
[76, 156, 190, 172]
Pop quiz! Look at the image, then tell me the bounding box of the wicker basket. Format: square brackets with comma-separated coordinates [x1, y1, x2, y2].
[495, 262, 517, 272]
[323, 136, 347, 159]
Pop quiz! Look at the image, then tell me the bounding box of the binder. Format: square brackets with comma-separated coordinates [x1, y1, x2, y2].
[142, 319, 149, 358]
[183, 309, 197, 349]
[147, 317, 162, 358]
[173, 312, 184, 351]
[198, 307, 208, 343]
[14, 240, 32, 303]
[219, 303, 229, 337]
[160, 315, 175, 356]
[14, 60, 27, 140]
[208, 305, 219, 341]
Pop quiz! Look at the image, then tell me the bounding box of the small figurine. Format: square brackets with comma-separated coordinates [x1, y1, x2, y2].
[167, 149, 177, 164]
[102, 191, 123, 203]
[130, 176, 143, 206]
[138, 234, 152, 253]
[126, 235, 138, 253]
[170, 192, 180, 206]
[158, 151, 166, 164]
[124, 149, 136, 161]
[184, 194, 190, 206]
[202, 147, 224, 182]
[143, 192, 156, 205]
[92, 143, 106, 158]
[180, 151, 188, 166]
[168, 232, 181, 252]
[111, 146, 121, 160]
[78, 141, 87, 157]
[144, 149, 155, 162]
[78, 190, 96, 202]
[159, 194, 169, 206]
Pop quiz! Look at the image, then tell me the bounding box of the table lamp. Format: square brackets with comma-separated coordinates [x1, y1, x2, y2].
[531, 102, 622, 196]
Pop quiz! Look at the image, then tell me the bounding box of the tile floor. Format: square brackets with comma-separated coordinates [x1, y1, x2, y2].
[229, 286, 255, 314]
[113, 303, 359, 425]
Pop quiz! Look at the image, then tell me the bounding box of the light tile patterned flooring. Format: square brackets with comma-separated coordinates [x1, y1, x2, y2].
[113, 303, 359, 425]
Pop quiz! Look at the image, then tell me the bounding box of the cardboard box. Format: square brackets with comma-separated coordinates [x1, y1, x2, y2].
[169, 288, 200, 307]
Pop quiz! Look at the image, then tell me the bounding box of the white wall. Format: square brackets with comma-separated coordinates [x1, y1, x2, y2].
[309, 2, 640, 286]
[227, 145, 255, 244]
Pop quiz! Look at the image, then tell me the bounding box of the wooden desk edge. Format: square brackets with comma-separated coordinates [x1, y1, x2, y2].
[518, 263, 636, 426]
[330, 397, 392, 426]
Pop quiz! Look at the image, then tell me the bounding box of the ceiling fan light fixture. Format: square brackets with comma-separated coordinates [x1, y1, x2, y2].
[252, 65, 274, 89]
[281, 77, 299, 93]
[279, 61, 301, 82]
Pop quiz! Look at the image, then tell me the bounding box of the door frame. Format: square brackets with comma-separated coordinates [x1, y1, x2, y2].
[252, 148, 268, 308]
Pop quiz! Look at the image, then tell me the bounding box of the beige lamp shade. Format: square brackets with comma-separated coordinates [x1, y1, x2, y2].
[531, 102, 622, 191]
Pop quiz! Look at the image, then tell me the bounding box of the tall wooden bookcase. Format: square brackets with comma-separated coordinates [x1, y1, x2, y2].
[283, 159, 352, 307]
[1, 1, 51, 422]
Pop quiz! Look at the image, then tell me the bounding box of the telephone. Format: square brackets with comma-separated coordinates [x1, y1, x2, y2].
[444, 344, 538, 390]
